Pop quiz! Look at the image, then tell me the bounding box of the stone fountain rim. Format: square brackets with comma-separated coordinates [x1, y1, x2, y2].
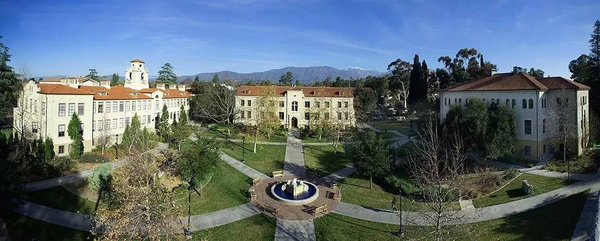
[270, 179, 319, 206]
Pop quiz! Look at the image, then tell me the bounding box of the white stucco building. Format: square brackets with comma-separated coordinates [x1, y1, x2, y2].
[439, 72, 590, 161]
[13, 59, 191, 156]
[234, 86, 355, 129]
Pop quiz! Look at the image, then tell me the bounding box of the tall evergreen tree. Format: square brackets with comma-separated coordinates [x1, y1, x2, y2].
[279, 72, 294, 86]
[212, 74, 220, 84]
[86, 69, 99, 80]
[156, 63, 177, 84]
[0, 36, 22, 118]
[570, 20, 600, 115]
[111, 73, 120, 86]
[44, 137, 55, 162]
[353, 131, 391, 189]
[408, 54, 423, 103]
[421, 60, 430, 101]
[178, 104, 188, 125]
[67, 113, 84, 159]
[159, 104, 171, 141]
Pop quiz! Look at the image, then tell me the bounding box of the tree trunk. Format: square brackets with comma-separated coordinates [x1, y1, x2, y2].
[319, 133, 322, 140]
[369, 175, 373, 189]
[253, 129, 258, 153]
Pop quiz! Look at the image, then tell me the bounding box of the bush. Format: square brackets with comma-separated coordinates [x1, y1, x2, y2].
[503, 167, 521, 180]
[88, 163, 112, 191]
[79, 152, 110, 163]
[50, 156, 76, 173]
[384, 174, 418, 196]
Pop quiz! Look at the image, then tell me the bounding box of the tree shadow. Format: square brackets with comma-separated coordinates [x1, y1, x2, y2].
[505, 189, 527, 198]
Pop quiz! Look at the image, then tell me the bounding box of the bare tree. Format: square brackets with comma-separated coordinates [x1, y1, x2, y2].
[95, 153, 181, 240]
[252, 86, 280, 153]
[406, 119, 474, 241]
[190, 83, 238, 126]
[547, 88, 579, 179]
[13, 66, 35, 145]
[327, 107, 355, 154]
[95, 117, 113, 155]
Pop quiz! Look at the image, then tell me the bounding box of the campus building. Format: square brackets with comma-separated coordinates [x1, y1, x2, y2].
[439, 72, 590, 161]
[13, 59, 191, 155]
[234, 86, 355, 129]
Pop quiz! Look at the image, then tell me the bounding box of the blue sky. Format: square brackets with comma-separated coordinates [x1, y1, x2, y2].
[1, 0, 599, 78]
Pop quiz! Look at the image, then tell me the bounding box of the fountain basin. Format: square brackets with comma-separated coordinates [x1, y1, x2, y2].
[271, 180, 319, 205]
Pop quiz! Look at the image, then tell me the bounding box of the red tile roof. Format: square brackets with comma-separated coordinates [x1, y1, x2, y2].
[537, 77, 591, 90]
[139, 87, 191, 99]
[38, 84, 95, 95]
[130, 59, 145, 63]
[236, 86, 354, 98]
[79, 85, 152, 100]
[443, 73, 548, 92]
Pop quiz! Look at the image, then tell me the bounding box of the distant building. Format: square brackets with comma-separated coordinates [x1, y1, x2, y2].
[440, 72, 590, 161]
[234, 86, 355, 129]
[13, 59, 191, 156]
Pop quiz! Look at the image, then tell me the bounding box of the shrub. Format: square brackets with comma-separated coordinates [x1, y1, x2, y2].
[89, 163, 112, 191]
[384, 174, 418, 196]
[503, 167, 521, 180]
[50, 156, 76, 173]
[80, 152, 110, 163]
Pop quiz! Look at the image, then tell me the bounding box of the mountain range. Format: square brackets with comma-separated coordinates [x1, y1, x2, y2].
[178, 66, 385, 83]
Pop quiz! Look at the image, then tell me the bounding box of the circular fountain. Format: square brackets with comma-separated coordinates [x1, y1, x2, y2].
[270, 178, 319, 205]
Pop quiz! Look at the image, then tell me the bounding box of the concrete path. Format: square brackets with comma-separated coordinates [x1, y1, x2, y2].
[275, 219, 316, 241]
[11, 199, 93, 231]
[220, 152, 270, 180]
[476, 158, 596, 181]
[283, 129, 306, 177]
[572, 190, 600, 241]
[321, 166, 356, 184]
[459, 199, 475, 211]
[185, 203, 263, 232]
[0, 219, 11, 241]
[25, 143, 168, 192]
[360, 123, 382, 133]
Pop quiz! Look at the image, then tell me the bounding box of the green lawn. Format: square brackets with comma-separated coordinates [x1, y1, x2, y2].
[369, 121, 412, 135]
[544, 150, 600, 174]
[25, 186, 97, 215]
[473, 173, 576, 207]
[3, 211, 93, 240]
[220, 142, 285, 175]
[173, 160, 252, 215]
[304, 145, 350, 178]
[193, 214, 276, 241]
[339, 174, 459, 211]
[316, 191, 587, 241]
[206, 126, 288, 143]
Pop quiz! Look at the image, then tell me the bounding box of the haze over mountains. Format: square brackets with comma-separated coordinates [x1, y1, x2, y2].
[179, 66, 385, 83]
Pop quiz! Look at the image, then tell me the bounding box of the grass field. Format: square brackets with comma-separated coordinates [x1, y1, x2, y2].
[304, 145, 350, 178]
[220, 142, 285, 175]
[369, 121, 412, 135]
[315, 191, 587, 241]
[473, 173, 576, 207]
[3, 211, 93, 240]
[25, 186, 97, 215]
[193, 214, 276, 241]
[173, 160, 252, 215]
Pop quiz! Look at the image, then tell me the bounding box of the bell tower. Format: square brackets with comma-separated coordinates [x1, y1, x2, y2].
[124, 59, 149, 90]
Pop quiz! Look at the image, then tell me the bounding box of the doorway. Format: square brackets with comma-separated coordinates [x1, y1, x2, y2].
[291, 117, 298, 128]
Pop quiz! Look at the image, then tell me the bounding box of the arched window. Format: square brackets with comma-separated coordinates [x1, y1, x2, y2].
[512, 99, 516, 108]
[141, 73, 145, 81]
[506, 99, 510, 106]
[496, 99, 500, 105]
[459, 98, 462, 104]
[528, 99, 533, 109]
[522, 99, 527, 109]
[292, 101, 298, 111]
[129, 72, 132, 80]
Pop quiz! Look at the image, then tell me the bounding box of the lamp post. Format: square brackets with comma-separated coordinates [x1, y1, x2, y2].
[115, 134, 119, 159]
[242, 136, 246, 163]
[392, 190, 404, 237]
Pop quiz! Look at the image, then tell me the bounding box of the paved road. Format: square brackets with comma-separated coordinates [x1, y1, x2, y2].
[275, 219, 316, 241]
[283, 129, 306, 177]
[220, 152, 270, 180]
[321, 165, 356, 184]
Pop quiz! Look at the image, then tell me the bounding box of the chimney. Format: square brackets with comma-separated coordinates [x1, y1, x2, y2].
[178, 84, 186, 91]
[156, 83, 165, 90]
[169, 84, 176, 89]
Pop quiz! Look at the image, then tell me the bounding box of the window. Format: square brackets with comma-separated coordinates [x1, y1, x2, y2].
[142, 115, 146, 124]
[543, 144, 546, 153]
[528, 99, 533, 109]
[147, 115, 151, 124]
[338, 112, 342, 120]
[247, 100, 252, 107]
[344, 101, 349, 108]
[58, 145, 65, 154]
[524, 120, 532, 135]
[32, 122, 38, 133]
[506, 99, 510, 106]
[279, 112, 284, 120]
[305, 112, 310, 120]
[119, 118, 124, 128]
[105, 102, 111, 113]
[119, 101, 124, 112]
[68, 103, 75, 116]
[105, 120, 111, 130]
[155, 100, 159, 110]
[445, 98, 448, 106]
[524, 146, 532, 156]
[42, 102, 46, 115]
[126, 101, 131, 111]
[58, 124, 65, 137]
[543, 119, 546, 133]
[59, 103, 66, 116]
[34, 100, 37, 113]
[337, 102, 342, 108]
[305, 101, 310, 108]
[291, 101, 298, 111]
[279, 101, 284, 107]
[113, 101, 118, 112]
[459, 98, 462, 104]
[98, 120, 103, 130]
[315, 102, 320, 108]
[247, 111, 251, 119]
[512, 99, 516, 108]
[241, 99, 245, 106]
[325, 101, 330, 108]
[241, 111, 245, 119]
[143, 100, 147, 110]
[522, 99, 527, 109]
[325, 113, 330, 120]
[76, 103, 84, 116]
[344, 112, 349, 120]
[137, 101, 141, 111]
[132, 101, 136, 111]
[126, 117, 130, 126]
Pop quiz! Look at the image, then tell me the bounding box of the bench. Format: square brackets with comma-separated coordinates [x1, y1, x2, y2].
[272, 170, 284, 178]
[264, 205, 279, 217]
[330, 182, 339, 190]
[252, 178, 262, 186]
[311, 205, 328, 216]
[327, 189, 340, 199]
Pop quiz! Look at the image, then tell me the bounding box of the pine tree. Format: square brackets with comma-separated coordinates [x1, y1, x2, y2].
[111, 73, 120, 86]
[279, 72, 294, 86]
[212, 74, 220, 84]
[156, 63, 177, 84]
[44, 137, 55, 162]
[0, 36, 22, 119]
[409, 54, 423, 103]
[159, 104, 171, 141]
[86, 69, 99, 80]
[178, 104, 188, 125]
[421, 60, 430, 102]
[67, 113, 84, 159]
